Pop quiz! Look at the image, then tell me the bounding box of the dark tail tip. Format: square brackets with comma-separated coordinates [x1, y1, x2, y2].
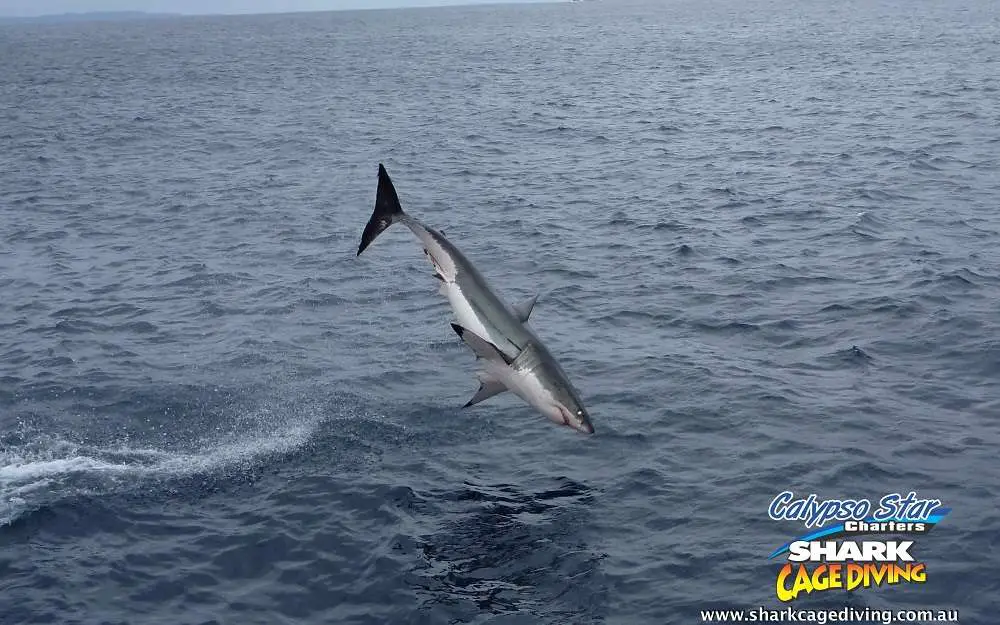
[357, 163, 405, 256]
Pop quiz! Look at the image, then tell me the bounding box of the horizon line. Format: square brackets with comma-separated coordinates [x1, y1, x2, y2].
[0, 0, 571, 20]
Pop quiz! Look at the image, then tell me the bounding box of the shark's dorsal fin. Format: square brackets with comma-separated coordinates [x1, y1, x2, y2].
[463, 379, 507, 407]
[512, 294, 538, 322]
[451, 323, 512, 364]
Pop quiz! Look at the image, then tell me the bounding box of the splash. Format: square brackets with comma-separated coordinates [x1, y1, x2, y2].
[0, 408, 322, 526]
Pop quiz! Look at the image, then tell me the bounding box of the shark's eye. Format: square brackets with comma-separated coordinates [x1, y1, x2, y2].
[576, 409, 584, 417]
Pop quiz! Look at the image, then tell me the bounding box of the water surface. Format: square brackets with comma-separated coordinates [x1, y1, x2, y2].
[1, 0, 998, 622]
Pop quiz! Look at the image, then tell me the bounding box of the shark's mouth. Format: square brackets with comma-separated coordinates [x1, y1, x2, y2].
[538, 404, 566, 427]
[557, 405, 594, 434]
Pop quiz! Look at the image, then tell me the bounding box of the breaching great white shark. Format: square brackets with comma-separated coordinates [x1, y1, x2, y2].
[356, 164, 595, 435]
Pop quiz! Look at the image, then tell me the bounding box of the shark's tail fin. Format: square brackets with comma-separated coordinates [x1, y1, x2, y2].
[357, 163, 406, 256]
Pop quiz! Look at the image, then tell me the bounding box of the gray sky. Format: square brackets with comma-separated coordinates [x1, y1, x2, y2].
[0, 0, 549, 18]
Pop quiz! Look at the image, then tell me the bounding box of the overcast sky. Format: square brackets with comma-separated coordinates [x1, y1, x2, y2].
[0, 0, 550, 18]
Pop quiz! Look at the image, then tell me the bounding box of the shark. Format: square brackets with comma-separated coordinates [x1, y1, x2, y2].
[356, 163, 594, 434]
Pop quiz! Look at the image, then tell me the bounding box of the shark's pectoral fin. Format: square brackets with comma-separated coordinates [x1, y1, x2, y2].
[450, 323, 512, 364]
[512, 294, 539, 322]
[463, 378, 507, 407]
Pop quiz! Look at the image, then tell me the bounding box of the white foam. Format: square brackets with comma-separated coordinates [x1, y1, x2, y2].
[0, 456, 131, 482]
[0, 410, 322, 525]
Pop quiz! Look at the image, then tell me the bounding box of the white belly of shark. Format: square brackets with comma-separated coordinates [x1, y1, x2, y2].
[355, 163, 594, 435]
[444, 282, 492, 347]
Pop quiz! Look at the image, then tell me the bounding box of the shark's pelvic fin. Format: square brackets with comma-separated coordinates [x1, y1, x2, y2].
[512, 294, 538, 322]
[450, 323, 512, 364]
[463, 378, 507, 407]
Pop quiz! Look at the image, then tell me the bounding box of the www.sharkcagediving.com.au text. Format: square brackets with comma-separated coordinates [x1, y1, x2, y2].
[699, 607, 959, 623]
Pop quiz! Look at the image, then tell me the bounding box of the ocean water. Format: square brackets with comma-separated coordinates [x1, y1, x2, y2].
[1, 0, 999, 622]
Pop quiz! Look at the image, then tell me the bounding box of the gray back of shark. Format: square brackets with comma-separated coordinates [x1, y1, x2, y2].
[356, 163, 594, 434]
